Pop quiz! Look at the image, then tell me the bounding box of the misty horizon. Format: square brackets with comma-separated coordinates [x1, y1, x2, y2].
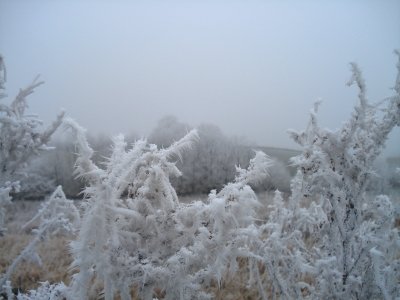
[1, 1, 399, 157]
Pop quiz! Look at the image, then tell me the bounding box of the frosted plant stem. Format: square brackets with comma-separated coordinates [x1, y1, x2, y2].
[0, 221, 48, 288]
[254, 259, 267, 300]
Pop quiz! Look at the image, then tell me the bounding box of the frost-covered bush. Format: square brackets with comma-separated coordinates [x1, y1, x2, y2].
[9, 156, 57, 200]
[61, 119, 270, 300]
[0, 55, 64, 235]
[3, 131, 142, 201]
[256, 51, 400, 299]
[149, 118, 248, 195]
[149, 118, 289, 195]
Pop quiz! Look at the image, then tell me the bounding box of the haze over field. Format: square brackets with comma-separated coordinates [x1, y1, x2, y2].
[0, 0, 399, 157]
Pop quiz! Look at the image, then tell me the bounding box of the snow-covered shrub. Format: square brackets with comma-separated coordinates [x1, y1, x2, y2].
[9, 156, 57, 200]
[3, 131, 142, 201]
[0, 55, 64, 235]
[151, 116, 292, 195]
[256, 51, 400, 299]
[62, 119, 270, 300]
[149, 118, 247, 195]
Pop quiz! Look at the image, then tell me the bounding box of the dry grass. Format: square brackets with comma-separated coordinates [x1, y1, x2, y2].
[0, 234, 73, 293]
[0, 201, 75, 294]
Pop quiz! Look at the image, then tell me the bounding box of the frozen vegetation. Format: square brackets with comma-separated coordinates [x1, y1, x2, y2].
[0, 51, 399, 299]
[8, 116, 294, 201]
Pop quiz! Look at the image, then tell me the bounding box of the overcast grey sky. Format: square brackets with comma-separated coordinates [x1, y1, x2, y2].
[1, 0, 399, 157]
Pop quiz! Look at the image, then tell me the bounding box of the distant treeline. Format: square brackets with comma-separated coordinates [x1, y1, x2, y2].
[11, 116, 397, 200]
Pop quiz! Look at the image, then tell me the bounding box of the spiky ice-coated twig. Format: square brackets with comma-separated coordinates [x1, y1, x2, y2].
[0, 186, 79, 290]
[0, 55, 65, 237]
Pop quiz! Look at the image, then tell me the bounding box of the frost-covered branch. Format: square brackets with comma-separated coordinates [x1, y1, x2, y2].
[280, 50, 400, 298]
[0, 55, 65, 236]
[0, 186, 79, 290]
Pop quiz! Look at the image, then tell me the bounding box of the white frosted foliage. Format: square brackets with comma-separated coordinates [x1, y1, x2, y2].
[275, 51, 400, 299]
[0, 55, 64, 236]
[61, 119, 271, 300]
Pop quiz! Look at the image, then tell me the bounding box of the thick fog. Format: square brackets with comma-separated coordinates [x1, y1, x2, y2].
[0, 0, 399, 157]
